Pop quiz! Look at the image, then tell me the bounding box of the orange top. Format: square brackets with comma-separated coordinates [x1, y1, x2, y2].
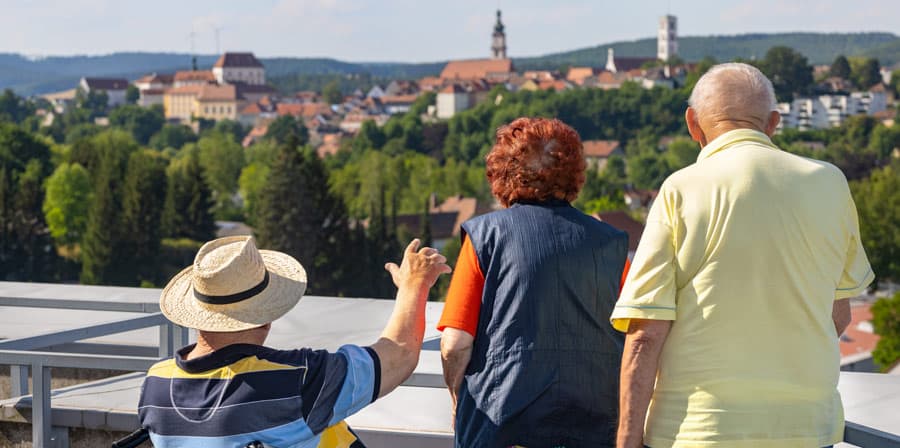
[437, 236, 632, 338]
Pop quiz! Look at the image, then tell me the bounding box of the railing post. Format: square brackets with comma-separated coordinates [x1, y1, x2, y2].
[158, 322, 173, 358]
[173, 324, 189, 350]
[32, 362, 52, 448]
[10, 364, 29, 396]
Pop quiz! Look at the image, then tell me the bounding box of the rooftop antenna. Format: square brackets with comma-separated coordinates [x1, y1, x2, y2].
[187, 26, 197, 70]
[214, 26, 224, 55]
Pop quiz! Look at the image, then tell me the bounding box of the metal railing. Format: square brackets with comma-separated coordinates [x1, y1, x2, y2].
[0, 294, 188, 447]
[2, 286, 900, 447]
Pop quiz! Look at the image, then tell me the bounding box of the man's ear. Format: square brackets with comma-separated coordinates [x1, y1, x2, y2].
[764, 110, 781, 137]
[685, 107, 704, 146]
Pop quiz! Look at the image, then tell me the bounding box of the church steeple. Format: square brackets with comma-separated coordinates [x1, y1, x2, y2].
[491, 9, 507, 60]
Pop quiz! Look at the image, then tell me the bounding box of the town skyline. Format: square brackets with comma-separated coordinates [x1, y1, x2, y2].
[3, 0, 900, 62]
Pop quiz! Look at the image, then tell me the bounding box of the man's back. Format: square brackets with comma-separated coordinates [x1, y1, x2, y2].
[139, 343, 378, 447]
[612, 129, 873, 447]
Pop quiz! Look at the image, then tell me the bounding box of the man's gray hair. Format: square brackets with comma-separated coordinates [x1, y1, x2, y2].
[688, 63, 777, 123]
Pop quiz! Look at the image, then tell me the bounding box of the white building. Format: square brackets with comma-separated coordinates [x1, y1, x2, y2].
[212, 52, 266, 86]
[436, 84, 471, 119]
[778, 91, 888, 130]
[79, 77, 129, 107]
[658, 15, 678, 62]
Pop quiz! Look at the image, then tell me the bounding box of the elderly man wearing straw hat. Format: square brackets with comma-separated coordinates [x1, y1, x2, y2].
[137, 235, 451, 447]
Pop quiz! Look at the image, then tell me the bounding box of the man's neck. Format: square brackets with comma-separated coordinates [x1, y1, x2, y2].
[701, 121, 766, 145]
[185, 329, 268, 360]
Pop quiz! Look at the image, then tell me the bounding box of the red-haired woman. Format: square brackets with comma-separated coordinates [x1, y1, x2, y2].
[438, 117, 630, 447]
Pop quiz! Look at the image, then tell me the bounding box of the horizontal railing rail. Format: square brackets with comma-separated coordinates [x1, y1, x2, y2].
[0, 296, 159, 313]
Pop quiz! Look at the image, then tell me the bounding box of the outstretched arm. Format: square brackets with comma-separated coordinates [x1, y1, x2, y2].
[370, 239, 452, 398]
[618, 318, 672, 448]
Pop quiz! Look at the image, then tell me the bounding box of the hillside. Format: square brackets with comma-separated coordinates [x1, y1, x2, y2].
[2, 32, 898, 95]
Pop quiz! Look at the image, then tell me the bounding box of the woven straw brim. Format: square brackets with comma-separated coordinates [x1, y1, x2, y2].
[159, 250, 307, 332]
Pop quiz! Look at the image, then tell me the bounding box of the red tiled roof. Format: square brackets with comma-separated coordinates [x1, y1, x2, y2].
[276, 103, 332, 119]
[440, 58, 513, 80]
[379, 94, 419, 104]
[840, 303, 880, 358]
[582, 140, 622, 158]
[241, 103, 263, 115]
[566, 67, 597, 85]
[213, 52, 263, 68]
[140, 88, 166, 95]
[595, 211, 644, 252]
[440, 84, 466, 94]
[135, 73, 174, 85]
[174, 70, 216, 82]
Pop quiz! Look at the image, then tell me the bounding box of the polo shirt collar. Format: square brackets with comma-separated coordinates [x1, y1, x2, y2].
[697, 128, 777, 162]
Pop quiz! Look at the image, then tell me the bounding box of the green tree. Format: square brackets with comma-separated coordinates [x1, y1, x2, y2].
[108, 104, 164, 145]
[758, 46, 813, 102]
[75, 88, 109, 120]
[830, 55, 851, 79]
[265, 115, 309, 146]
[322, 80, 344, 105]
[150, 124, 197, 150]
[80, 151, 123, 284]
[851, 165, 900, 285]
[665, 137, 701, 171]
[890, 70, 900, 97]
[197, 132, 246, 215]
[118, 150, 168, 284]
[851, 57, 882, 90]
[42, 163, 92, 248]
[125, 85, 140, 105]
[255, 137, 354, 296]
[161, 149, 216, 242]
[238, 162, 270, 226]
[872, 292, 900, 371]
[209, 119, 247, 143]
[0, 89, 35, 124]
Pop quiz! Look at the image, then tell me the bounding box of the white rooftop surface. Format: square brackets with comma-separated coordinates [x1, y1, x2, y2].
[0, 281, 446, 353]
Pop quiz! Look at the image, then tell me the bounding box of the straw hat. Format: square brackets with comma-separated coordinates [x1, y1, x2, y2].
[160, 236, 307, 332]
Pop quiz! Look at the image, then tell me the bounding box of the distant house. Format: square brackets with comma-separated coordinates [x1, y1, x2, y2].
[594, 211, 644, 258]
[135, 73, 174, 107]
[392, 195, 495, 250]
[234, 83, 276, 104]
[41, 88, 78, 113]
[566, 67, 598, 86]
[316, 133, 345, 158]
[582, 140, 623, 170]
[163, 85, 203, 123]
[384, 80, 420, 96]
[605, 48, 656, 74]
[379, 95, 419, 115]
[195, 84, 240, 121]
[212, 52, 266, 86]
[624, 189, 658, 210]
[79, 77, 129, 107]
[440, 58, 514, 82]
[242, 123, 269, 147]
[436, 84, 471, 119]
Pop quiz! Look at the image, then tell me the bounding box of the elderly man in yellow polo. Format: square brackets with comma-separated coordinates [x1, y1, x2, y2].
[611, 63, 874, 448]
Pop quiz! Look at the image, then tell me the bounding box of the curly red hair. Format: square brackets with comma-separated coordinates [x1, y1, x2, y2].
[485, 117, 586, 208]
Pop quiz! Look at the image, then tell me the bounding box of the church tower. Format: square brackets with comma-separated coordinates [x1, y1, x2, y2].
[491, 10, 507, 60]
[658, 15, 677, 61]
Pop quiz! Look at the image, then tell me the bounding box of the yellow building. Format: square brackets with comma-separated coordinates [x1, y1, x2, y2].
[195, 85, 240, 121]
[163, 84, 240, 124]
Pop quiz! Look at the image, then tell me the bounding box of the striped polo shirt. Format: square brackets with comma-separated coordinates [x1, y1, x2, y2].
[138, 343, 381, 447]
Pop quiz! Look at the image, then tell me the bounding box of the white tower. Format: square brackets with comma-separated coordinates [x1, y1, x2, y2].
[491, 10, 507, 60]
[658, 15, 678, 61]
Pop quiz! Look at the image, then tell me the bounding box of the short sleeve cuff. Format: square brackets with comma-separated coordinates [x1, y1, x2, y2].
[835, 268, 875, 300]
[610, 304, 677, 333]
[362, 346, 382, 403]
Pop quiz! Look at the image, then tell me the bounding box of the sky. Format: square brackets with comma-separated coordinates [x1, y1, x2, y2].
[2, 0, 899, 62]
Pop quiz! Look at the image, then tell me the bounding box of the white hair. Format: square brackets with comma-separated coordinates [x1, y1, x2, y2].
[688, 63, 777, 123]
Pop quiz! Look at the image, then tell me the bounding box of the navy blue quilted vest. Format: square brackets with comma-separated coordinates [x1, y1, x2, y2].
[454, 200, 627, 448]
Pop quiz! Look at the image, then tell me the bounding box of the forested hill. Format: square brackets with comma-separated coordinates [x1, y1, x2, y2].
[516, 32, 900, 70]
[2, 32, 898, 95]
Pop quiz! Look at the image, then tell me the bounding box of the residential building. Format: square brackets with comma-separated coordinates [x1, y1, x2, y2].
[440, 58, 514, 82]
[491, 9, 507, 59]
[212, 52, 265, 86]
[384, 80, 420, 96]
[79, 77, 129, 107]
[41, 88, 78, 113]
[194, 84, 240, 121]
[163, 85, 203, 123]
[605, 48, 657, 74]
[778, 91, 888, 130]
[134, 73, 174, 91]
[566, 67, 598, 86]
[582, 140, 623, 170]
[366, 85, 386, 99]
[436, 84, 472, 119]
[379, 95, 419, 115]
[658, 15, 678, 61]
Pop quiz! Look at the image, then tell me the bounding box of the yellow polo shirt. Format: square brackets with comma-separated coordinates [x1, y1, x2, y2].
[610, 129, 874, 447]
